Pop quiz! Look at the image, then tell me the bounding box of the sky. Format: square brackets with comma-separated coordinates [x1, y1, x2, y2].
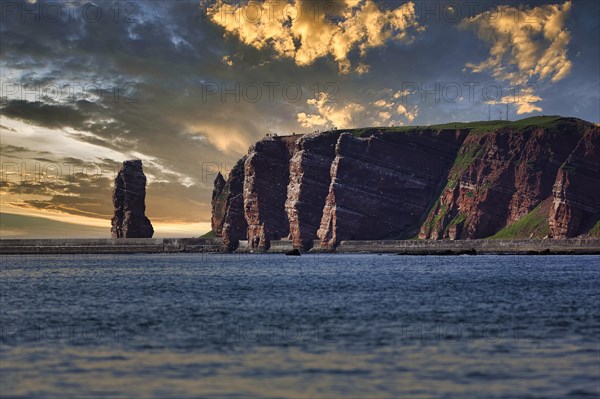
[1, 0, 599, 238]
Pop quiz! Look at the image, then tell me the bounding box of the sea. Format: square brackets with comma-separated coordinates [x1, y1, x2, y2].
[1, 253, 599, 398]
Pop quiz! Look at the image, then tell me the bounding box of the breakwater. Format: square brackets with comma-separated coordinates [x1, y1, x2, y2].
[0, 238, 223, 255]
[1, 238, 599, 255]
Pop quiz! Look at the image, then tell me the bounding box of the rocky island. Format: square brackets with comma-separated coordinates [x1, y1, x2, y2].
[212, 116, 600, 252]
[111, 160, 154, 238]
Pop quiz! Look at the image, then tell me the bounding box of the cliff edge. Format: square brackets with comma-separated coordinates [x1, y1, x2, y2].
[211, 116, 600, 250]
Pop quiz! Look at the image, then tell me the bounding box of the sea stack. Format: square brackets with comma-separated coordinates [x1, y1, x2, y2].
[111, 160, 154, 238]
[211, 172, 227, 235]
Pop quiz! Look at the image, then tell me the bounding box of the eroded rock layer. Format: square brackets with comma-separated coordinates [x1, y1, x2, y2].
[318, 129, 468, 247]
[286, 132, 341, 249]
[244, 137, 297, 250]
[419, 118, 589, 240]
[550, 127, 600, 238]
[111, 160, 154, 238]
[221, 157, 248, 251]
[211, 116, 600, 248]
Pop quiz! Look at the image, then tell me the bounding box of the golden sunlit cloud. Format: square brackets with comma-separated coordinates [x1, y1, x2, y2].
[297, 93, 365, 128]
[395, 104, 417, 121]
[187, 122, 255, 155]
[297, 92, 418, 129]
[207, 0, 422, 74]
[462, 1, 573, 87]
[486, 87, 543, 115]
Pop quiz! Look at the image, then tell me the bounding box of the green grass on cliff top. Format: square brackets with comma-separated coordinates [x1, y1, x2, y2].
[346, 115, 583, 137]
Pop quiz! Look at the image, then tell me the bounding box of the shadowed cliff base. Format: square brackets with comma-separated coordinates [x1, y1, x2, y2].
[210, 116, 600, 252]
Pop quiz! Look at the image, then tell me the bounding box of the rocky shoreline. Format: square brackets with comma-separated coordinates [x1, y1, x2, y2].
[1, 238, 599, 255]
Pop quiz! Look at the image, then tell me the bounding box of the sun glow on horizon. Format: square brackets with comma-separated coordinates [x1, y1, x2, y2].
[1, 206, 210, 238]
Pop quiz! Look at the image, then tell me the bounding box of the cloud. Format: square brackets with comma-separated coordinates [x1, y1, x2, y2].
[222, 55, 233, 66]
[485, 86, 543, 115]
[0, 123, 215, 227]
[1, 100, 90, 129]
[297, 93, 365, 128]
[355, 63, 370, 74]
[207, 0, 422, 74]
[462, 1, 573, 86]
[1, 157, 211, 224]
[395, 104, 417, 122]
[297, 91, 418, 129]
[373, 93, 417, 123]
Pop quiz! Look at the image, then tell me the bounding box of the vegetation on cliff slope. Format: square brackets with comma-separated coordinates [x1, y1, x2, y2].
[588, 220, 600, 237]
[491, 199, 552, 239]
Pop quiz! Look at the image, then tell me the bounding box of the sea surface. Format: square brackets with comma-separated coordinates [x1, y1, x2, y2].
[0, 253, 599, 399]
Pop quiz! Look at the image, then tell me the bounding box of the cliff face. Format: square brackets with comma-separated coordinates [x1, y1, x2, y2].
[211, 116, 599, 249]
[286, 132, 341, 249]
[318, 129, 468, 247]
[550, 127, 600, 237]
[244, 138, 296, 250]
[221, 157, 248, 251]
[419, 121, 586, 239]
[111, 160, 154, 238]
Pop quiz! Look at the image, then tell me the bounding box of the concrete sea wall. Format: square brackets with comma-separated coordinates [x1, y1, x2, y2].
[0, 238, 223, 254]
[332, 238, 600, 255]
[1, 238, 599, 255]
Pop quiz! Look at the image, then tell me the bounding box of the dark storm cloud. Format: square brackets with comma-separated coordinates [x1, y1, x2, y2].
[1, 100, 89, 128]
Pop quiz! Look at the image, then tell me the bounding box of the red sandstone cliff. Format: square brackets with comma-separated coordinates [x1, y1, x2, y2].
[419, 118, 589, 239]
[286, 132, 341, 249]
[221, 157, 248, 251]
[244, 137, 297, 250]
[210, 157, 248, 251]
[550, 127, 600, 238]
[318, 129, 468, 247]
[211, 116, 599, 250]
